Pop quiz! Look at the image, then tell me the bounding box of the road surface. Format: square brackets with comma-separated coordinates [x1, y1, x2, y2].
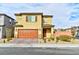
[0, 47, 79, 55]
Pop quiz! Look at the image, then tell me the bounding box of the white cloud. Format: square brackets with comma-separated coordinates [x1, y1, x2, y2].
[0, 3, 79, 29]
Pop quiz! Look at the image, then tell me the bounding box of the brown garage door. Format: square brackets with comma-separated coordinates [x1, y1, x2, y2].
[18, 29, 38, 39]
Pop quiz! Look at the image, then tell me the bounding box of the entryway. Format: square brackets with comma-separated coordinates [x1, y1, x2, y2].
[43, 28, 51, 38]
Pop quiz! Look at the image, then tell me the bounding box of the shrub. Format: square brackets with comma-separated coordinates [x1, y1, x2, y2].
[50, 36, 54, 41]
[43, 36, 54, 43]
[56, 35, 72, 42]
[3, 40, 6, 43]
[47, 36, 54, 42]
[7, 38, 12, 41]
[5, 28, 12, 42]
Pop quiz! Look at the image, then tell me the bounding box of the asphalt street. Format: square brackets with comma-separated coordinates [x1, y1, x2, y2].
[0, 47, 79, 55]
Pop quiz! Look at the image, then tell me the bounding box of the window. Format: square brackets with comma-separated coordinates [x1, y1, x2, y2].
[9, 19, 12, 22]
[9, 19, 12, 24]
[26, 16, 37, 22]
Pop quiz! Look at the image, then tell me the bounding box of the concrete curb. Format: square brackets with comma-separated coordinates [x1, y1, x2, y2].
[0, 44, 79, 47]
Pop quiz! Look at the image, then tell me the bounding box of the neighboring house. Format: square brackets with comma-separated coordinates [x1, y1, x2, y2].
[14, 13, 54, 42]
[54, 29, 72, 37]
[71, 26, 79, 39]
[0, 14, 15, 39]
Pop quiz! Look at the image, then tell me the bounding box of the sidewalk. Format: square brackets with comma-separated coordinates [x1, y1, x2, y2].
[0, 43, 79, 47]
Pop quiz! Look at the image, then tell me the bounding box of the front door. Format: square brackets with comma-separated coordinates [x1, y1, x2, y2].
[43, 29, 46, 37]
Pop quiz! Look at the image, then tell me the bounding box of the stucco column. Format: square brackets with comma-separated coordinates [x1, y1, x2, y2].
[38, 29, 43, 43]
[51, 27, 54, 37]
[14, 28, 18, 38]
[38, 29, 43, 39]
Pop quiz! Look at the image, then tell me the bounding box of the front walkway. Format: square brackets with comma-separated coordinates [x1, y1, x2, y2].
[0, 43, 79, 47]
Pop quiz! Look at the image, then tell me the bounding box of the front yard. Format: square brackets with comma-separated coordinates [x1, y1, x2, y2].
[0, 37, 79, 44]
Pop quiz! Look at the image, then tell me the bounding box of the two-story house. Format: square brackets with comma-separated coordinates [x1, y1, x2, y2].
[14, 13, 54, 43]
[0, 14, 15, 39]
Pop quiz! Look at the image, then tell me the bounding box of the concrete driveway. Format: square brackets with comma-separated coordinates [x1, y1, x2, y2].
[10, 39, 38, 44]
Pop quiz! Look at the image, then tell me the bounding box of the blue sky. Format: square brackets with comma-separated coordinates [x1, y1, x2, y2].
[0, 3, 79, 28]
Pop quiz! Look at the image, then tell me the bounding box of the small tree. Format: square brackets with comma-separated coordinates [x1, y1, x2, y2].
[56, 37, 59, 43]
[71, 28, 75, 40]
[5, 28, 12, 41]
[47, 36, 54, 42]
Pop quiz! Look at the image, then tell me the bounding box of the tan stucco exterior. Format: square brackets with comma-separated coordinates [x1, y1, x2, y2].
[14, 13, 54, 43]
[16, 14, 42, 29]
[43, 16, 52, 25]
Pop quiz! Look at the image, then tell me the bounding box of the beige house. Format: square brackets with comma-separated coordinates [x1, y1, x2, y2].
[14, 13, 54, 43]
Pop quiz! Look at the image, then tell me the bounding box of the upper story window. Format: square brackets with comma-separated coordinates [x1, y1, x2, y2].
[9, 19, 12, 24]
[9, 19, 12, 22]
[26, 16, 37, 22]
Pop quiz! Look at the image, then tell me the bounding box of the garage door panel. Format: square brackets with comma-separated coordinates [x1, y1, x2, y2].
[18, 29, 38, 39]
